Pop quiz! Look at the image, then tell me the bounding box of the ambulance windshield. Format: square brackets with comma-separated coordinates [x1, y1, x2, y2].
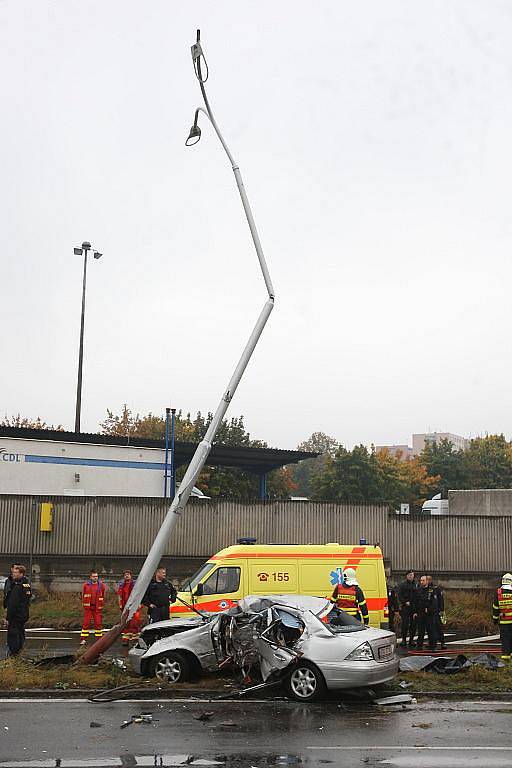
[182, 563, 215, 593]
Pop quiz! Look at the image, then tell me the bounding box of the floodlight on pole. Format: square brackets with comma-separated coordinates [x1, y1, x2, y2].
[73, 240, 103, 434]
[80, 29, 275, 663]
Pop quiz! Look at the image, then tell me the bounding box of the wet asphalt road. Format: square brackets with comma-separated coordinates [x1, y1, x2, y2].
[0, 698, 511, 768]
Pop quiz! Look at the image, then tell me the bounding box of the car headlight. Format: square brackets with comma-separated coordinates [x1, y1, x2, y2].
[346, 641, 374, 661]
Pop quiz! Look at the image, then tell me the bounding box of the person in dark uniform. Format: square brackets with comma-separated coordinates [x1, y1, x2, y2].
[398, 569, 417, 648]
[4, 564, 31, 656]
[142, 566, 177, 623]
[2, 564, 18, 612]
[387, 584, 400, 633]
[427, 573, 447, 650]
[413, 574, 437, 651]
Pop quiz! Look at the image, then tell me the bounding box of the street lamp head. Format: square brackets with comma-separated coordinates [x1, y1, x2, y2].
[185, 108, 202, 146]
[81, 241, 91, 250]
[93, 251, 102, 260]
[73, 247, 83, 256]
[185, 122, 201, 147]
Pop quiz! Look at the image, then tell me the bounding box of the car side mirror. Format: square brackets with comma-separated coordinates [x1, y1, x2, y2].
[195, 583, 204, 597]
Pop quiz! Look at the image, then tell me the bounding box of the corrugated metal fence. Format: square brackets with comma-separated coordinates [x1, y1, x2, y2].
[1, 495, 511, 572]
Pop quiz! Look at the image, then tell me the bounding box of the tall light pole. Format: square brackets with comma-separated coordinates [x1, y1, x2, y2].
[80, 30, 274, 663]
[73, 241, 102, 433]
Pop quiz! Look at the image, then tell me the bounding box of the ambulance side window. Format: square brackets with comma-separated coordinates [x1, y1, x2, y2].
[202, 567, 241, 595]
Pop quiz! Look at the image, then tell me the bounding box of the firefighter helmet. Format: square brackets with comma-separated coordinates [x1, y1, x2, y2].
[502, 573, 512, 585]
[343, 567, 358, 586]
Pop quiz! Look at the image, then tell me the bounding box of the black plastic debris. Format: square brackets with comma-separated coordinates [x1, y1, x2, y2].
[399, 652, 504, 674]
[89, 721, 103, 728]
[34, 654, 75, 668]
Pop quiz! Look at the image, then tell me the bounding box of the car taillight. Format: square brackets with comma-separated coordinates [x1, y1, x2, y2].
[384, 602, 389, 618]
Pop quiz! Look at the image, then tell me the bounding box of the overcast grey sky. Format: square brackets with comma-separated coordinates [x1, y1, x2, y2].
[2, 1, 512, 450]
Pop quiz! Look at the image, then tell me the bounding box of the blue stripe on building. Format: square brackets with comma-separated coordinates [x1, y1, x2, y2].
[25, 454, 166, 471]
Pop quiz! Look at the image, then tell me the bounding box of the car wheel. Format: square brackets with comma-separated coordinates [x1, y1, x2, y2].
[149, 651, 190, 683]
[285, 661, 326, 702]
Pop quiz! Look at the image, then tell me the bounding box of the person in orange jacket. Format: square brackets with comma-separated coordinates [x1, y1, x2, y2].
[116, 569, 141, 646]
[80, 570, 106, 645]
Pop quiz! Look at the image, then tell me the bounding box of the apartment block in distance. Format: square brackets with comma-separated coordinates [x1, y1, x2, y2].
[375, 444, 413, 460]
[412, 432, 470, 455]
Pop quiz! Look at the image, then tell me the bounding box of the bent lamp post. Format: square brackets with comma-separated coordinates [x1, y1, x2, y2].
[80, 31, 275, 663]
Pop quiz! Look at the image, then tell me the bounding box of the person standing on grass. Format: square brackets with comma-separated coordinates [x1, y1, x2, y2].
[387, 584, 400, 633]
[116, 569, 141, 646]
[2, 563, 19, 614]
[398, 569, 417, 648]
[4, 564, 31, 656]
[427, 573, 447, 650]
[413, 574, 437, 651]
[492, 573, 512, 661]
[80, 570, 106, 645]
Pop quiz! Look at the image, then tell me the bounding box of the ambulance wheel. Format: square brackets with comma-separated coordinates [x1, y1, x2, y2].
[285, 661, 326, 702]
[150, 651, 190, 683]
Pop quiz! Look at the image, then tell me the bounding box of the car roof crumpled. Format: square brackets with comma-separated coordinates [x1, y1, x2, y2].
[237, 594, 331, 616]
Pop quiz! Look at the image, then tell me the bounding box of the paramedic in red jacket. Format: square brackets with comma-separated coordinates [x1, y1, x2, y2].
[80, 570, 106, 645]
[116, 569, 141, 646]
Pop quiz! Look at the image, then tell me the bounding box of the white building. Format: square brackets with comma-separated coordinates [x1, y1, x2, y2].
[412, 432, 470, 455]
[0, 427, 311, 498]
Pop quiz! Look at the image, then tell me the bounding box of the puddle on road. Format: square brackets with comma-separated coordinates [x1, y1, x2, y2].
[0, 754, 305, 768]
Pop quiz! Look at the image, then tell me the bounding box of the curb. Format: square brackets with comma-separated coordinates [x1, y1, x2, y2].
[0, 688, 511, 701]
[0, 688, 233, 699]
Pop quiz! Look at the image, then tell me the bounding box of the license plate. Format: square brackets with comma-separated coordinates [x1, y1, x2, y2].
[378, 645, 393, 660]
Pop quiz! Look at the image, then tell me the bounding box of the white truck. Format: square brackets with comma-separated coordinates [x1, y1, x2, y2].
[421, 493, 449, 515]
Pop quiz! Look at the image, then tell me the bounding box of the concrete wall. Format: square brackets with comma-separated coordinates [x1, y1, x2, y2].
[1, 495, 511, 590]
[449, 489, 512, 516]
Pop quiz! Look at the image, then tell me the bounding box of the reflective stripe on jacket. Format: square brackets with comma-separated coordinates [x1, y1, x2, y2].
[332, 583, 369, 622]
[82, 580, 106, 610]
[493, 586, 512, 624]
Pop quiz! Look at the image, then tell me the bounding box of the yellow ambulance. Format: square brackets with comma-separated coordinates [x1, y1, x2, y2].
[172, 542, 389, 629]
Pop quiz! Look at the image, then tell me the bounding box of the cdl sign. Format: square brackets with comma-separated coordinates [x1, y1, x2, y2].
[0, 448, 22, 463]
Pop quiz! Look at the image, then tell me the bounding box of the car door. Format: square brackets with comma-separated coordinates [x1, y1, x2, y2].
[253, 608, 303, 680]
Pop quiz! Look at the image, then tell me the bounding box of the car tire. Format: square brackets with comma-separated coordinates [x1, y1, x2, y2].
[149, 651, 190, 684]
[285, 660, 327, 702]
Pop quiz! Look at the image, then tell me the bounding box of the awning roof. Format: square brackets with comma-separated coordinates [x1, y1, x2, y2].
[0, 427, 317, 474]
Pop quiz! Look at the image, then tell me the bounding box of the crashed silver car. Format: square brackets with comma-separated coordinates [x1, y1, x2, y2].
[129, 595, 398, 701]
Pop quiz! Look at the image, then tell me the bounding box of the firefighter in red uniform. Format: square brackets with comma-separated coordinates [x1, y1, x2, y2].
[116, 569, 141, 646]
[492, 573, 512, 661]
[80, 570, 106, 645]
[332, 567, 369, 624]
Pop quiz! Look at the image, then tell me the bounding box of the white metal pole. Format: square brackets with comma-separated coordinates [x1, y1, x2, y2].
[80, 32, 275, 661]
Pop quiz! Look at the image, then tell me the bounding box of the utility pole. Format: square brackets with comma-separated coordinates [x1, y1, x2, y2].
[73, 241, 102, 433]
